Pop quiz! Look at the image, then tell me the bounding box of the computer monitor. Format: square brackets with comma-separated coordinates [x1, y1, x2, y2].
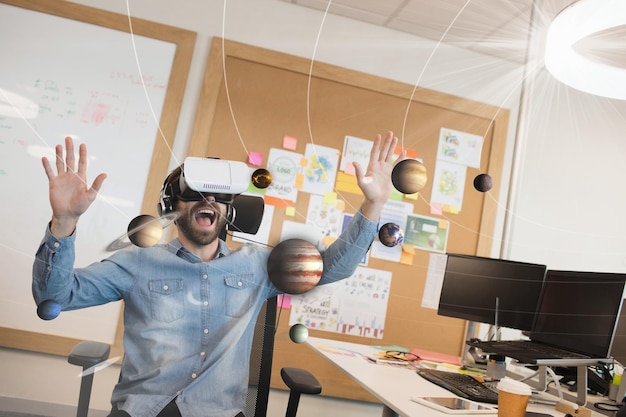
[530, 270, 626, 358]
[437, 254, 547, 331]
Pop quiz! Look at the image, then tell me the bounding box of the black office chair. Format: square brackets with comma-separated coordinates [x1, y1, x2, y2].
[69, 195, 322, 417]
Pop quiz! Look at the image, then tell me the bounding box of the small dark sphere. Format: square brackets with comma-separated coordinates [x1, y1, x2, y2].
[289, 324, 309, 344]
[267, 238, 323, 294]
[391, 159, 428, 194]
[251, 168, 273, 189]
[127, 214, 163, 248]
[473, 173, 493, 192]
[37, 299, 61, 320]
[378, 222, 404, 247]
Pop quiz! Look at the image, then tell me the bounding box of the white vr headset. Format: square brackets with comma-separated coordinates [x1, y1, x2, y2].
[180, 157, 250, 196]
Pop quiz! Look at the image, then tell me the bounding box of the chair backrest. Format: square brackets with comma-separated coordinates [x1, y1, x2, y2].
[245, 295, 278, 417]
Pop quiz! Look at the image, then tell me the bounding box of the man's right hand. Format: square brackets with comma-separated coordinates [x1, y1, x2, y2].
[42, 136, 107, 238]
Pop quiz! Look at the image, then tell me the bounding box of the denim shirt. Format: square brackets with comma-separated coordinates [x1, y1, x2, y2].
[32, 210, 378, 417]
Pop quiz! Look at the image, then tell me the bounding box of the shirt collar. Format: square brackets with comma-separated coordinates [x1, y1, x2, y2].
[168, 238, 230, 263]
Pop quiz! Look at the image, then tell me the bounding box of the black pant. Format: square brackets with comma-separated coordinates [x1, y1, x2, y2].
[107, 401, 245, 417]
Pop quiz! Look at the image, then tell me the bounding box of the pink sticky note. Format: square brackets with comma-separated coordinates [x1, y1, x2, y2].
[248, 152, 263, 167]
[430, 202, 443, 215]
[343, 162, 356, 175]
[283, 135, 298, 150]
[277, 294, 292, 309]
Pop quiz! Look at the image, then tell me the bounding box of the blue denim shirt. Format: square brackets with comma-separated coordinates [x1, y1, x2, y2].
[32, 210, 377, 417]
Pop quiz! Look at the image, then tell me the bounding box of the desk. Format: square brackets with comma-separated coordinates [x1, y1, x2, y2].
[306, 337, 604, 417]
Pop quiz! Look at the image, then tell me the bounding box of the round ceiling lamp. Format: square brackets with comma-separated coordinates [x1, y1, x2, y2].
[544, 0, 626, 100]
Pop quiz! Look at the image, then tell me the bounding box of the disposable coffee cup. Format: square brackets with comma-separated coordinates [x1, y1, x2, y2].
[497, 377, 532, 417]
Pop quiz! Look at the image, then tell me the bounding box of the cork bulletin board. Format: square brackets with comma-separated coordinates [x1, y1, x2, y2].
[189, 38, 509, 402]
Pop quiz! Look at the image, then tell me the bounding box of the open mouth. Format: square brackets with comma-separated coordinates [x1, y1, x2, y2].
[194, 207, 217, 228]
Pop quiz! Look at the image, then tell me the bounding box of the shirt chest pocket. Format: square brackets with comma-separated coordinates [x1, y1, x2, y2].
[224, 274, 254, 318]
[148, 278, 185, 323]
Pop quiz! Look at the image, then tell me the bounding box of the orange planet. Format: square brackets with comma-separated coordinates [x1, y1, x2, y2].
[267, 239, 324, 294]
[391, 159, 428, 194]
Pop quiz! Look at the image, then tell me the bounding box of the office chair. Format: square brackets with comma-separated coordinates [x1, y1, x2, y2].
[68, 195, 321, 417]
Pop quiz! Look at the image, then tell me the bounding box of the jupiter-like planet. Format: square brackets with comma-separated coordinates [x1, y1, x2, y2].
[267, 239, 324, 294]
[391, 159, 428, 195]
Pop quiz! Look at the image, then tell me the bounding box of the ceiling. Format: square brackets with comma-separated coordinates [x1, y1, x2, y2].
[278, 0, 624, 66]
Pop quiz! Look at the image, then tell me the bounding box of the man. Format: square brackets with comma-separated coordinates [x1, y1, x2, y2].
[33, 131, 402, 417]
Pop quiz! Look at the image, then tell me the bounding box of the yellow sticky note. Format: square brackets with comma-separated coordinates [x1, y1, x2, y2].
[299, 157, 308, 167]
[400, 250, 413, 265]
[405, 192, 418, 200]
[285, 206, 296, 216]
[438, 220, 448, 229]
[323, 235, 336, 247]
[336, 200, 345, 211]
[295, 173, 304, 189]
[402, 244, 415, 254]
[335, 171, 362, 195]
[324, 191, 337, 205]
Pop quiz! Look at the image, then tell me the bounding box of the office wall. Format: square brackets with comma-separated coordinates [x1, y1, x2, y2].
[5, 0, 625, 413]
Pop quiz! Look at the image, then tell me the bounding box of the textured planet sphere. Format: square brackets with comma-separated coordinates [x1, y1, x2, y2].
[267, 239, 324, 294]
[37, 299, 61, 320]
[289, 324, 309, 344]
[391, 159, 428, 194]
[378, 222, 404, 247]
[252, 168, 273, 189]
[127, 214, 163, 248]
[473, 173, 493, 192]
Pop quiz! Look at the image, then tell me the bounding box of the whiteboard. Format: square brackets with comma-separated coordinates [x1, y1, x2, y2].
[0, 1, 185, 345]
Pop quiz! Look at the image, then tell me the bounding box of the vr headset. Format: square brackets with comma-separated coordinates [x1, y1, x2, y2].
[158, 157, 251, 215]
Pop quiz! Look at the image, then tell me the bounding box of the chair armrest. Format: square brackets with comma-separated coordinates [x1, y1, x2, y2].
[280, 367, 322, 395]
[68, 341, 111, 369]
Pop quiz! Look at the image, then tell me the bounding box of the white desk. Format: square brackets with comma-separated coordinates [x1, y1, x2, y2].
[306, 337, 603, 417]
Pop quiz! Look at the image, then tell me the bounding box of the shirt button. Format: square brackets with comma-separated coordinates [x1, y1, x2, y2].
[191, 373, 197, 379]
[200, 351, 206, 357]
[163, 285, 169, 291]
[203, 329, 209, 334]
[46, 266, 51, 272]
[237, 281, 243, 287]
[203, 301, 208, 306]
[53, 242, 60, 248]
[202, 274, 208, 280]
[176, 390, 182, 396]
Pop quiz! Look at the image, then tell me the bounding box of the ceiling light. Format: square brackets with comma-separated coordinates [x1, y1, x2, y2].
[544, 0, 626, 100]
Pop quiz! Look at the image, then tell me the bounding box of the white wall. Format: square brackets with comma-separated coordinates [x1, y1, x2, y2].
[5, 0, 625, 414]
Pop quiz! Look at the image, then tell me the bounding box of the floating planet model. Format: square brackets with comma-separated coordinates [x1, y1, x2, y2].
[37, 299, 61, 320]
[106, 212, 179, 251]
[289, 324, 309, 344]
[378, 222, 404, 247]
[127, 215, 164, 248]
[251, 168, 272, 189]
[267, 239, 323, 295]
[391, 159, 428, 194]
[473, 173, 493, 192]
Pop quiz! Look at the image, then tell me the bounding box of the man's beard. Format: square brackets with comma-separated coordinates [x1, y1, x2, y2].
[176, 204, 228, 246]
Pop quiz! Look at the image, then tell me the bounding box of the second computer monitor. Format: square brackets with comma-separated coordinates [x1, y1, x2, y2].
[438, 254, 547, 331]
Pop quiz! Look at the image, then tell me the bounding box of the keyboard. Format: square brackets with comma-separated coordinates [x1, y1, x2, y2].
[416, 368, 498, 404]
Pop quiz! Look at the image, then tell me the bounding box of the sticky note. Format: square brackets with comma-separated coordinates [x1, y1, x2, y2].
[405, 192, 418, 200]
[438, 220, 448, 229]
[248, 152, 263, 167]
[343, 162, 356, 175]
[285, 206, 296, 217]
[324, 191, 337, 205]
[295, 173, 304, 189]
[283, 135, 297, 150]
[430, 202, 443, 215]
